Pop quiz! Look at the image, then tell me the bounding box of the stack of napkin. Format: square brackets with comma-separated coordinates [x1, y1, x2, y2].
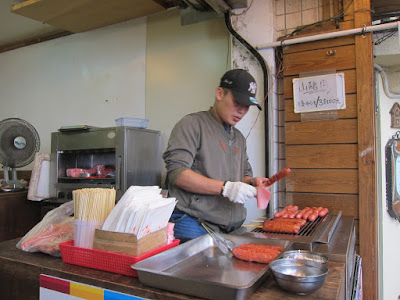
[102, 186, 176, 239]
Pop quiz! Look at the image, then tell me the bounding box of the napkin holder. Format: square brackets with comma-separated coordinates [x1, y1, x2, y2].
[93, 227, 167, 256]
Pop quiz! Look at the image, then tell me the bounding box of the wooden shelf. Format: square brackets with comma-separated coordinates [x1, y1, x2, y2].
[11, 0, 169, 33]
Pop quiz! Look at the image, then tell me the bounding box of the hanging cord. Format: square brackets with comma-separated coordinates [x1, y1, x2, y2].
[246, 60, 284, 140]
[223, 12, 270, 176]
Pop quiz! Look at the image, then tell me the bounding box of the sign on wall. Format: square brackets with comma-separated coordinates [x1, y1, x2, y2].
[293, 73, 346, 113]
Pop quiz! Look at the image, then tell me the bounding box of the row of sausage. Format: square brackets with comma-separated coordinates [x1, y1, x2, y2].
[273, 205, 329, 222]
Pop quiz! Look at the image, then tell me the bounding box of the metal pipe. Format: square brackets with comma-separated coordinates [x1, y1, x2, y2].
[374, 63, 400, 99]
[256, 21, 399, 50]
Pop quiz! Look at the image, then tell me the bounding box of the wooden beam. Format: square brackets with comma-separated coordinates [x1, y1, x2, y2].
[0, 31, 72, 54]
[353, 0, 377, 299]
[323, 0, 331, 20]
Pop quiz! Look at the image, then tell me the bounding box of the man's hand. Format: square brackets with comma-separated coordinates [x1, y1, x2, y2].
[222, 181, 257, 204]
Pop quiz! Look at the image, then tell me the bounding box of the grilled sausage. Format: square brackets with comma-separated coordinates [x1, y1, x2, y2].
[263, 220, 300, 233]
[271, 218, 307, 227]
[319, 208, 329, 217]
[274, 205, 291, 218]
[308, 211, 319, 221]
[302, 209, 313, 220]
[314, 207, 323, 213]
[296, 207, 310, 219]
[265, 168, 291, 186]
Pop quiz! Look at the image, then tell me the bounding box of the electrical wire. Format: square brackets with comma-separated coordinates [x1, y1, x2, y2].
[223, 12, 270, 177]
[245, 60, 284, 140]
[374, 30, 397, 45]
[281, 0, 357, 39]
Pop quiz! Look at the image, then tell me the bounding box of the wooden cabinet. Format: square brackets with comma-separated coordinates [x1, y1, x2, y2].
[0, 191, 41, 242]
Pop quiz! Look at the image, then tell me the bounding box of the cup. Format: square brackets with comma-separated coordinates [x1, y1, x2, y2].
[74, 220, 103, 249]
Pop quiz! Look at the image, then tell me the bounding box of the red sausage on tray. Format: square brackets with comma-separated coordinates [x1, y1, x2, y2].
[232, 244, 283, 264]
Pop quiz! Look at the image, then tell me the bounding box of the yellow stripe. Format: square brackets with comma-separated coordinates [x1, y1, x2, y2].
[70, 282, 103, 300]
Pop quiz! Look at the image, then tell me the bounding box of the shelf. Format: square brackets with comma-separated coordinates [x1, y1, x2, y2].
[11, 0, 169, 33]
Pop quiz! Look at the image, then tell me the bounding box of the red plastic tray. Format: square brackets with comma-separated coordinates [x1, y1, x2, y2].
[60, 239, 180, 277]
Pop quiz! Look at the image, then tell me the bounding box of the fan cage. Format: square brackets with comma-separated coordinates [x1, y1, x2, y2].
[0, 118, 40, 168]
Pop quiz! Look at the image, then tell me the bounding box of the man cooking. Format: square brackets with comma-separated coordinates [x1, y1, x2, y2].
[163, 69, 271, 242]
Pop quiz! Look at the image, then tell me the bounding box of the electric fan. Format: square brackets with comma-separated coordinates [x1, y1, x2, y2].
[0, 118, 40, 192]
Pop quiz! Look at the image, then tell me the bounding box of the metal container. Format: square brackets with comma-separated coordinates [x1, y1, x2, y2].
[132, 234, 292, 300]
[269, 258, 328, 295]
[280, 250, 328, 264]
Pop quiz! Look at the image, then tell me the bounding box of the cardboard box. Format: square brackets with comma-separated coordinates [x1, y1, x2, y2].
[93, 227, 167, 256]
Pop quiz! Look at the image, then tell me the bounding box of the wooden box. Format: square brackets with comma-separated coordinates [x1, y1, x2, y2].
[93, 227, 167, 256]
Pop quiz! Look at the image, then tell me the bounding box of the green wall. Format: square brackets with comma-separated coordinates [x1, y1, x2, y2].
[145, 9, 230, 180]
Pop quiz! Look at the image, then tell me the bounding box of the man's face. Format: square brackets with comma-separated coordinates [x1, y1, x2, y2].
[215, 87, 249, 126]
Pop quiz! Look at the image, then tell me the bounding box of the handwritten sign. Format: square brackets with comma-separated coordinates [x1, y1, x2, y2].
[293, 73, 346, 113]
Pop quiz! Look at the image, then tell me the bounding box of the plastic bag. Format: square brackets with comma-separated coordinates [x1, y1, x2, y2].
[16, 201, 74, 257]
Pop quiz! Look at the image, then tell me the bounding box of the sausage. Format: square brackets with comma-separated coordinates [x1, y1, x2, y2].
[288, 211, 297, 218]
[285, 205, 293, 211]
[274, 209, 285, 218]
[274, 205, 298, 218]
[314, 207, 323, 213]
[319, 208, 329, 217]
[308, 211, 319, 221]
[271, 218, 307, 227]
[263, 220, 300, 233]
[265, 168, 291, 186]
[232, 244, 283, 264]
[302, 209, 313, 220]
[296, 207, 310, 219]
[274, 206, 290, 218]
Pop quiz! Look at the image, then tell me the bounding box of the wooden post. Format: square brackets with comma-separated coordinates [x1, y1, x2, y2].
[354, 0, 377, 299]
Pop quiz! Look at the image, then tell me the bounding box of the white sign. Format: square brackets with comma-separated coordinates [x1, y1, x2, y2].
[293, 73, 346, 113]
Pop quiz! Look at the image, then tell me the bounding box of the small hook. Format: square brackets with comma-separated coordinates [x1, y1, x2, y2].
[361, 24, 367, 38]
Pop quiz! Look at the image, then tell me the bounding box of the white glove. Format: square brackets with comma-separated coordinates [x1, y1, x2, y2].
[222, 181, 257, 204]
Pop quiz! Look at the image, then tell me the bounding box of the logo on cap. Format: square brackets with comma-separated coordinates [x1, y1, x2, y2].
[248, 82, 257, 95]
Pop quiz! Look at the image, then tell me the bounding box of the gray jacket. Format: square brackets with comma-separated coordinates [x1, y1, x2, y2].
[163, 108, 253, 232]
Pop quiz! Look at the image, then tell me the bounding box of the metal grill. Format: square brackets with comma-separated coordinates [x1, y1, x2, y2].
[251, 216, 326, 237]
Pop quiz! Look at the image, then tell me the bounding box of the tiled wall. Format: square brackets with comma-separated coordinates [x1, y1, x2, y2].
[273, 0, 323, 39]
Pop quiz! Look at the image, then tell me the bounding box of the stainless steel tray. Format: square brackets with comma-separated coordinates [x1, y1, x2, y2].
[132, 234, 292, 300]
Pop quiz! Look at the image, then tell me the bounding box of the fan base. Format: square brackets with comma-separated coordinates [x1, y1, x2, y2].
[1, 180, 26, 192]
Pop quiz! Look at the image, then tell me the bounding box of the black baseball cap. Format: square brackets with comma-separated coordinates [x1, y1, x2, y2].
[219, 69, 262, 110]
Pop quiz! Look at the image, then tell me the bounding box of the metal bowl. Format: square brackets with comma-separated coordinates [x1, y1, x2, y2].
[280, 250, 328, 264]
[269, 258, 328, 295]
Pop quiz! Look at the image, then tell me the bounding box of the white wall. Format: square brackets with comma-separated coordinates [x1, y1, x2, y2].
[0, 2, 275, 223]
[0, 18, 148, 165]
[374, 32, 400, 300]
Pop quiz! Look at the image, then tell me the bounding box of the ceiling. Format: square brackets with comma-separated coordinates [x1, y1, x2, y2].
[0, 0, 399, 53]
